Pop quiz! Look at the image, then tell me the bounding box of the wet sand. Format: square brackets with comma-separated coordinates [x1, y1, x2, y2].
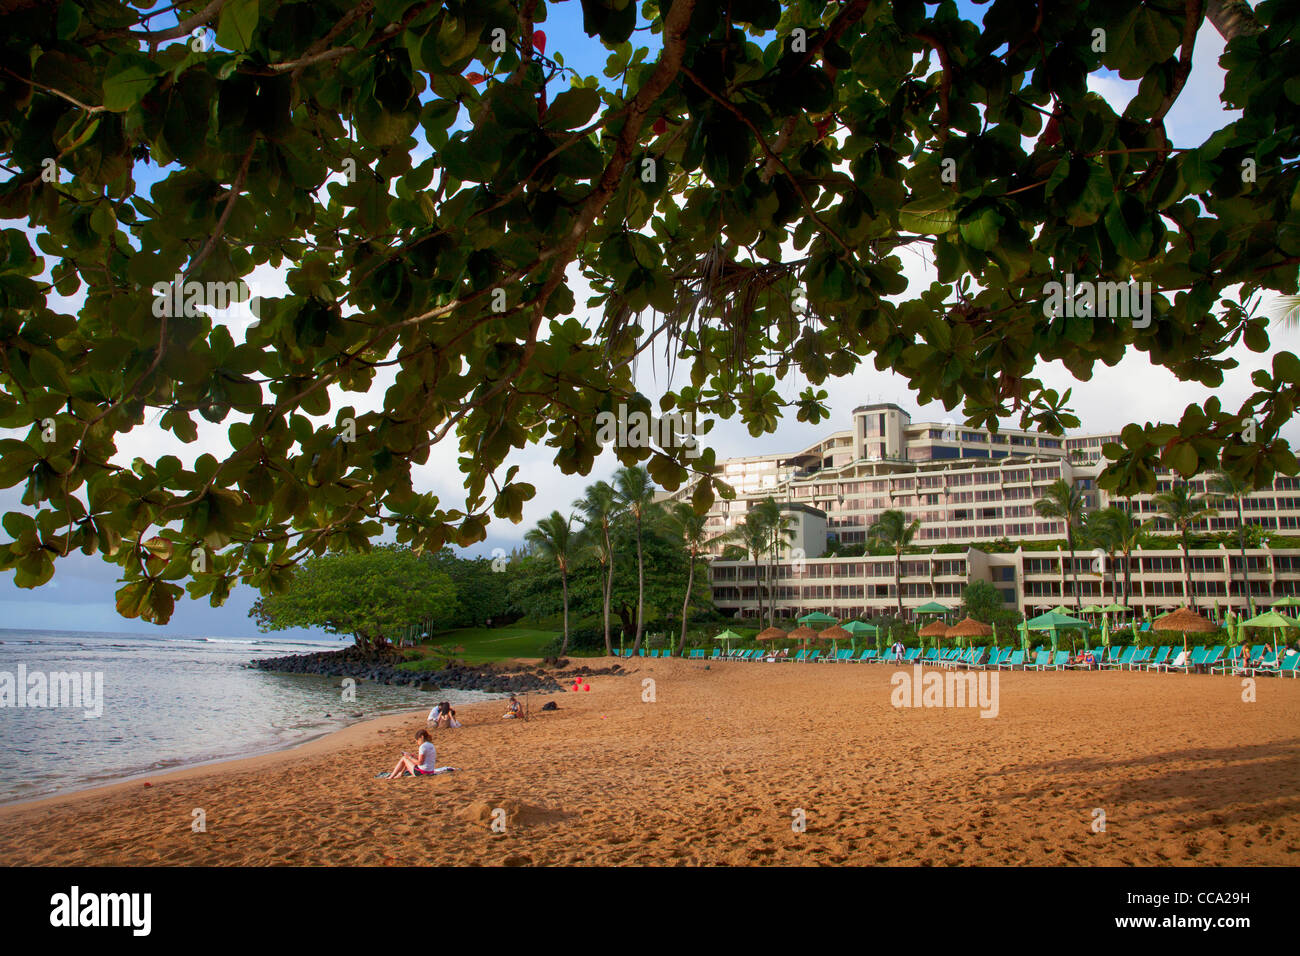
[2, 658, 1298, 865]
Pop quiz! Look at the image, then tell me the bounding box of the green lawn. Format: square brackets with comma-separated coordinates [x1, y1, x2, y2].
[394, 624, 592, 667]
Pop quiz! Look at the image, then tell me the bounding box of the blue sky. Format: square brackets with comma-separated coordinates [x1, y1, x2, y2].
[4, 1, 1286, 637]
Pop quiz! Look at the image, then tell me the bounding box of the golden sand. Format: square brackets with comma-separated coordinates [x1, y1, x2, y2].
[1, 658, 1298, 865]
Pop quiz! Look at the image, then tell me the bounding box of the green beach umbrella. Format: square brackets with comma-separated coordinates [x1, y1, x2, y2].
[1271, 596, 1300, 608]
[712, 628, 744, 652]
[1240, 610, 1299, 648]
[914, 602, 952, 616]
[1101, 614, 1110, 647]
[797, 611, 839, 627]
[842, 620, 879, 637]
[1026, 609, 1090, 651]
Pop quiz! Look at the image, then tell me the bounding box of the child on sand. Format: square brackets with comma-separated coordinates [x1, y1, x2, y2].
[503, 694, 522, 719]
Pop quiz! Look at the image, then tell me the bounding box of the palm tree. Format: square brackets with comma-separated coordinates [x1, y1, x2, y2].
[1033, 478, 1086, 609]
[723, 514, 772, 623]
[867, 509, 920, 617]
[668, 502, 710, 656]
[574, 480, 619, 656]
[613, 465, 659, 655]
[751, 497, 797, 626]
[1207, 470, 1256, 616]
[1084, 508, 1131, 604]
[524, 510, 575, 655]
[1103, 503, 1149, 606]
[1151, 483, 1218, 610]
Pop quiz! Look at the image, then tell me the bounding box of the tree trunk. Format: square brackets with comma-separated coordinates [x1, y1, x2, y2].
[895, 546, 903, 617]
[602, 521, 613, 655]
[559, 568, 570, 656]
[630, 513, 646, 654]
[753, 555, 763, 623]
[1069, 530, 1081, 609]
[678, 548, 695, 655]
[1182, 532, 1196, 610]
[1236, 498, 1253, 616]
[1207, 0, 1264, 41]
[1123, 549, 1133, 606]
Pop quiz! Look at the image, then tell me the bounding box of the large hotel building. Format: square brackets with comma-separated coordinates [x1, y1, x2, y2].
[665, 403, 1300, 620]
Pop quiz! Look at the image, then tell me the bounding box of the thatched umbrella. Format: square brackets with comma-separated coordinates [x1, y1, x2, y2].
[756, 626, 788, 641]
[946, 617, 992, 638]
[945, 616, 992, 655]
[821, 624, 851, 656]
[788, 625, 819, 652]
[1152, 607, 1218, 668]
[918, 618, 949, 654]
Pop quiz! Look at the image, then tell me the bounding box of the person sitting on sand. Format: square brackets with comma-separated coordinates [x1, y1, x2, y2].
[430, 701, 461, 729]
[387, 729, 439, 779]
[502, 694, 522, 719]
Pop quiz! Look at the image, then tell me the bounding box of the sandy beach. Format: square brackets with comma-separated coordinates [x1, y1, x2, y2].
[2, 657, 1298, 866]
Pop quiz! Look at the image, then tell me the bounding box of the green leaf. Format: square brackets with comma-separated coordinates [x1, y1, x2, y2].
[217, 0, 260, 53]
[543, 86, 601, 131]
[101, 54, 160, 112]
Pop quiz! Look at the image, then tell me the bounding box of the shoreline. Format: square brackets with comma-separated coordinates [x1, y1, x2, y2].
[0, 678, 532, 813]
[0, 707, 420, 813]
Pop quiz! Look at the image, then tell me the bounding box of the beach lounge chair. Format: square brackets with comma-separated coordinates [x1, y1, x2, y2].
[904, 648, 921, 662]
[1241, 650, 1278, 675]
[689, 649, 705, 659]
[1127, 647, 1153, 669]
[939, 648, 967, 668]
[807, 650, 824, 663]
[1023, 649, 1049, 670]
[786, 650, 809, 663]
[853, 649, 873, 661]
[1143, 646, 1171, 670]
[1278, 654, 1300, 677]
[1099, 646, 1135, 669]
[959, 647, 990, 669]
[1210, 647, 1243, 674]
[709, 649, 722, 659]
[990, 647, 1013, 668]
[922, 649, 940, 663]
[1158, 646, 1208, 674]
[1201, 645, 1226, 671]
[1045, 650, 1071, 670]
[998, 649, 1025, 670]
[833, 649, 854, 662]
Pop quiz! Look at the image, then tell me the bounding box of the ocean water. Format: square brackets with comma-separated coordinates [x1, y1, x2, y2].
[0, 629, 496, 804]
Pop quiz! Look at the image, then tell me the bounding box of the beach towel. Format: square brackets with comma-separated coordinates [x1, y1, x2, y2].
[376, 767, 457, 778]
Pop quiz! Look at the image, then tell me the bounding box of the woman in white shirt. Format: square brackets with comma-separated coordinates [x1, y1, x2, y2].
[387, 730, 439, 779]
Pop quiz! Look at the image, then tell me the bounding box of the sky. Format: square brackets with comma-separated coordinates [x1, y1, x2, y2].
[3, 2, 1291, 637]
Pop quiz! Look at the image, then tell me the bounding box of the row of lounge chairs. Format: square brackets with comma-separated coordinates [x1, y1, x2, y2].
[613, 644, 1299, 675]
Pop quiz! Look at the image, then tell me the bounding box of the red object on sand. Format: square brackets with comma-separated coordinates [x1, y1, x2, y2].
[533, 31, 546, 55]
[583, 684, 590, 692]
[143, 782, 151, 787]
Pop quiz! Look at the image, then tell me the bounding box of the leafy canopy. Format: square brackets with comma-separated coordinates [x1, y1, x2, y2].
[250, 544, 456, 645]
[2, 0, 1300, 624]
